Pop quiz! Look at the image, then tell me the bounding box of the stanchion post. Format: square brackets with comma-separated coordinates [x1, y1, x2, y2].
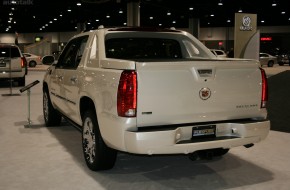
[19, 80, 40, 127]
[27, 88, 31, 127]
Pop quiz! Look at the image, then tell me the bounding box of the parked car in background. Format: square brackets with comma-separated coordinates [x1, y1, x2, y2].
[210, 49, 228, 58]
[23, 53, 41, 67]
[0, 44, 26, 86]
[259, 53, 277, 67]
[277, 52, 290, 66]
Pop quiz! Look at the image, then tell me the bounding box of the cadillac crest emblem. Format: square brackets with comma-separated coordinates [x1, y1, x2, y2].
[199, 87, 211, 100]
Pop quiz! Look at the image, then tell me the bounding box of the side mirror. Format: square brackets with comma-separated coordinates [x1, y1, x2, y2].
[42, 55, 55, 65]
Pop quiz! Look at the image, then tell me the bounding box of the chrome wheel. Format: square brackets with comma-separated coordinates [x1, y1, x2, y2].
[81, 110, 117, 171]
[42, 89, 61, 126]
[83, 117, 96, 164]
[43, 92, 49, 122]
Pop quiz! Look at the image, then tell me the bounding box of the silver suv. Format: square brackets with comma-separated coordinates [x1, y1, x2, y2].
[0, 44, 26, 86]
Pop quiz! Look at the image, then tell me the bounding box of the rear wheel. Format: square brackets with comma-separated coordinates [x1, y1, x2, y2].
[189, 148, 229, 161]
[29, 61, 37, 67]
[18, 76, 25, 86]
[82, 110, 117, 171]
[43, 89, 61, 126]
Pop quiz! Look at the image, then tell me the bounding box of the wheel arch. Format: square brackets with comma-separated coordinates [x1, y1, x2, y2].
[80, 96, 96, 121]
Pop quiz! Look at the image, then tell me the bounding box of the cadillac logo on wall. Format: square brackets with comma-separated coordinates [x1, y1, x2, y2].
[199, 88, 211, 100]
[240, 16, 253, 31]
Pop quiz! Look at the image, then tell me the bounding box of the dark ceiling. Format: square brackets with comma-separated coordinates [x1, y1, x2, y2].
[1, 0, 290, 33]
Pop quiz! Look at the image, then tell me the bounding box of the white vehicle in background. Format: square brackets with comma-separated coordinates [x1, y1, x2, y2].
[259, 53, 277, 67]
[0, 44, 26, 86]
[210, 49, 228, 58]
[23, 53, 41, 67]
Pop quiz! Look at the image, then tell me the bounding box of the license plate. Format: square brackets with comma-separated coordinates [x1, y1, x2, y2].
[192, 125, 216, 138]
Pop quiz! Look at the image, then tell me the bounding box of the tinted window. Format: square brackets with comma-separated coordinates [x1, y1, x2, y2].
[57, 35, 88, 69]
[0, 47, 20, 58]
[105, 38, 182, 59]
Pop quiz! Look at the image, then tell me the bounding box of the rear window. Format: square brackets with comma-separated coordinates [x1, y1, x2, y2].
[105, 38, 182, 59]
[216, 51, 225, 55]
[0, 47, 21, 58]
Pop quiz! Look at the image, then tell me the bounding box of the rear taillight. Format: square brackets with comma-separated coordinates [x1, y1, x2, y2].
[260, 68, 268, 108]
[21, 57, 25, 68]
[117, 70, 137, 117]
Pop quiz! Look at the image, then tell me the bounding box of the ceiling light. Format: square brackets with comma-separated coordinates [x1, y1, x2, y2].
[210, 14, 214, 17]
[281, 11, 286, 14]
[123, 22, 127, 25]
[49, 21, 53, 23]
[60, 14, 63, 17]
[150, 16, 153, 20]
[189, 7, 194, 11]
[218, 0, 223, 6]
[119, 9, 123, 14]
[227, 19, 231, 23]
[106, 15, 110, 18]
[96, 19, 99, 22]
[159, 23, 162, 26]
[76, 2, 81, 6]
[167, 11, 171, 16]
[238, 8, 243, 13]
[261, 20, 265, 23]
[172, 21, 176, 24]
[272, 1, 277, 6]
[54, 18, 57, 21]
[67, 9, 72, 12]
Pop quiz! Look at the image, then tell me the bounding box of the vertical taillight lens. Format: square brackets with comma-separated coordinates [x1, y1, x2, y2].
[117, 70, 137, 117]
[21, 57, 25, 68]
[260, 68, 268, 108]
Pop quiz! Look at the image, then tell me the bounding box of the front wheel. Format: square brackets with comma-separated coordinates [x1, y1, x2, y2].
[43, 90, 61, 126]
[268, 61, 274, 67]
[82, 110, 117, 171]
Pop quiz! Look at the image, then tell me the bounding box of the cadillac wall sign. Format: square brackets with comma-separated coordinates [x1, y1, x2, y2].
[199, 87, 211, 100]
[240, 16, 253, 31]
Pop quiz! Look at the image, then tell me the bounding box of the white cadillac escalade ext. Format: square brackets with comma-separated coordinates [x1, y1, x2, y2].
[42, 27, 270, 171]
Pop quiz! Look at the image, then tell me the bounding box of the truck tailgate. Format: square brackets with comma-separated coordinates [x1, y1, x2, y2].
[136, 60, 264, 127]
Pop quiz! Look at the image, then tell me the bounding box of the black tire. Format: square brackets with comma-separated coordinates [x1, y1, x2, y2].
[189, 148, 229, 161]
[29, 61, 37, 67]
[212, 148, 229, 157]
[82, 110, 117, 171]
[43, 89, 61, 126]
[268, 61, 274, 67]
[18, 76, 25, 86]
